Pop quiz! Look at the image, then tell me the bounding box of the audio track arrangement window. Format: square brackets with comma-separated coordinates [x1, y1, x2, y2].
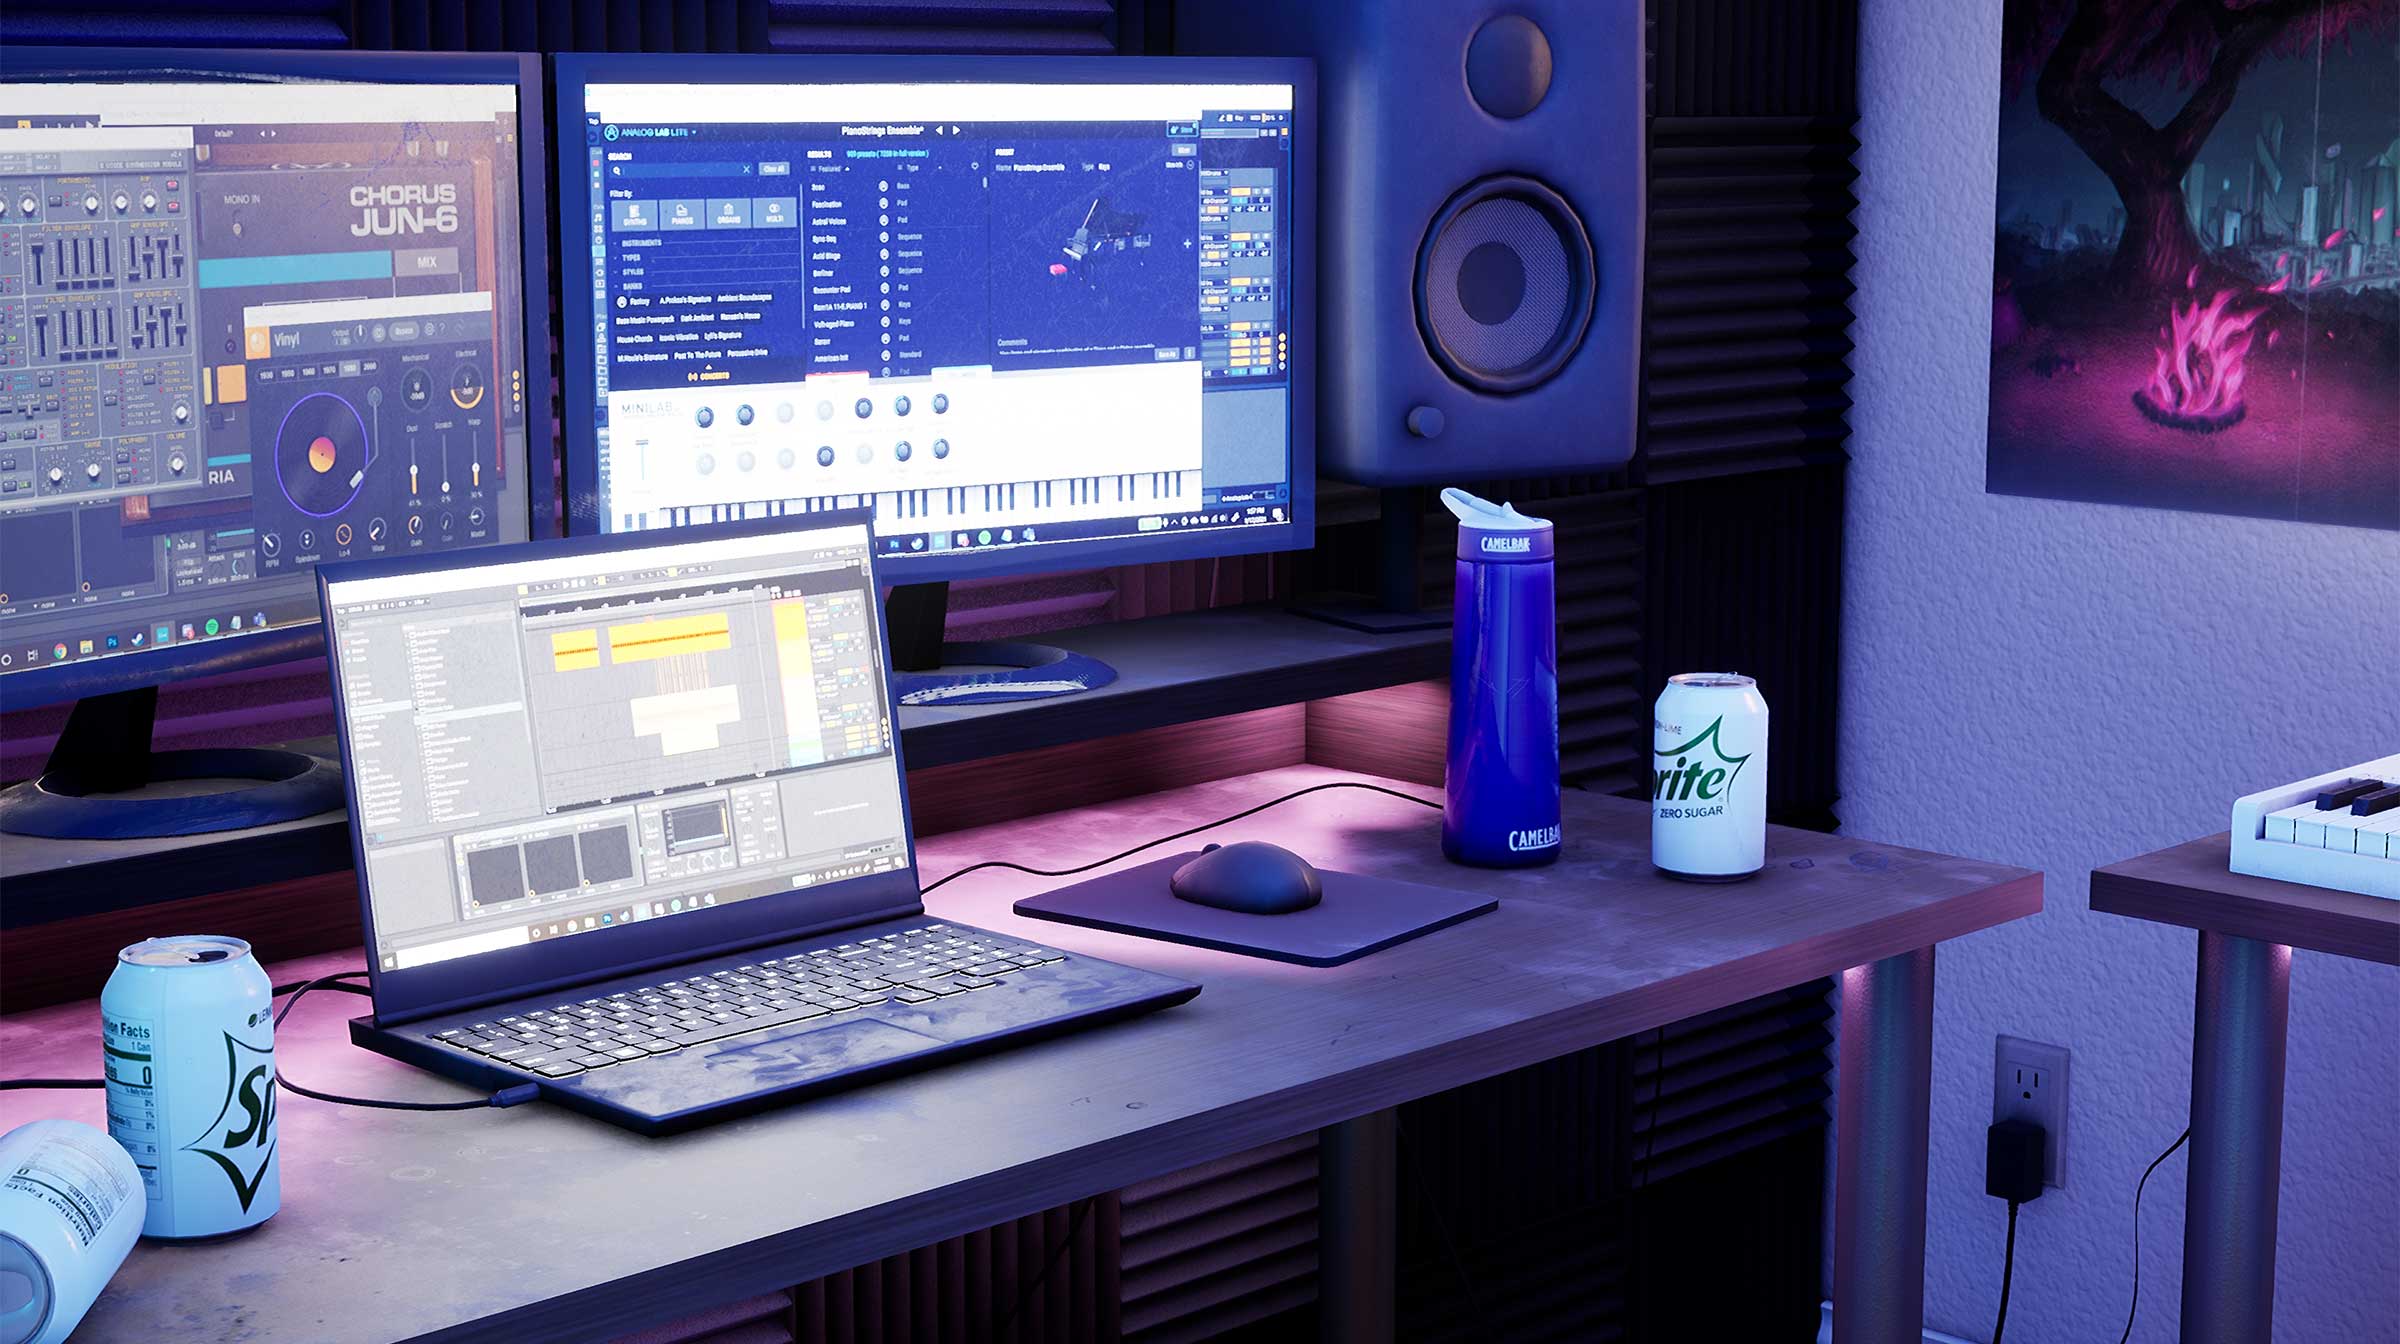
[579, 81, 1295, 560]
[326, 526, 906, 972]
[0, 81, 533, 676]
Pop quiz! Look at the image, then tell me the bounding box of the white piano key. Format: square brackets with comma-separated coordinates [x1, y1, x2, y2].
[2265, 801, 2313, 842]
[2322, 816, 2361, 854]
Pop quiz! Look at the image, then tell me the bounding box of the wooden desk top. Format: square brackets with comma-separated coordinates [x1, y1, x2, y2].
[2089, 833, 2400, 965]
[0, 766, 2040, 1344]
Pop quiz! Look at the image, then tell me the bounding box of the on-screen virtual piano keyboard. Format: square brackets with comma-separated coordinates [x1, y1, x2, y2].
[638, 469, 1199, 531]
[2228, 753, 2400, 899]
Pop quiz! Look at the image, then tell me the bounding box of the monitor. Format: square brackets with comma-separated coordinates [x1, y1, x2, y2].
[0, 48, 552, 835]
[319, 512, 919, 1021]
[555, 55, 1313, 586]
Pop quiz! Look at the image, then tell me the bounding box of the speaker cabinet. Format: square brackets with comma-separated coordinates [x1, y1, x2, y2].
[1178, 1, 1644, 485]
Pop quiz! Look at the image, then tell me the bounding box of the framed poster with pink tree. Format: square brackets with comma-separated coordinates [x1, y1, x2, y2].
[1988, 0, 2399, 530]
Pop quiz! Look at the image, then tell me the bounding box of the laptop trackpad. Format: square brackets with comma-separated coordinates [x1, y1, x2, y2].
[703, 1018, 944, 1081]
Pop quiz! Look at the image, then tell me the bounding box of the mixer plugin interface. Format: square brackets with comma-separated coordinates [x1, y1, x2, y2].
[576, 80, 1297, 564]
[0, 81, 534, 679]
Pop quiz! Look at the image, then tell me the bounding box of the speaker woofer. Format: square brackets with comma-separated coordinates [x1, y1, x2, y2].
[1415, 175, 1594, 394]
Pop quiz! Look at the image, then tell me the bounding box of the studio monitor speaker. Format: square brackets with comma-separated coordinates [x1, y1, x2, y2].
[1178, 2, 1644, 485]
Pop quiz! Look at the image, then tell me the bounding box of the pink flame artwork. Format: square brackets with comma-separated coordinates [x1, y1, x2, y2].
[2323, 228, 2352, 250]
[2309, 267, 2331, 287]
[2258, 274, 2290, 294]
[2133, 289, 2262, 432]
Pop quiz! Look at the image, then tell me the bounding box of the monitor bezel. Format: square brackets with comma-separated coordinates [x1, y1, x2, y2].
[0, 46, 557, 715]
[552, 52, 1317, 584]
[317, 508, 925, 1025]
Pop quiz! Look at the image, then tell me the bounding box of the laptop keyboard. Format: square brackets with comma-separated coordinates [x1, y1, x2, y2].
[428, 923, 1068, 1080]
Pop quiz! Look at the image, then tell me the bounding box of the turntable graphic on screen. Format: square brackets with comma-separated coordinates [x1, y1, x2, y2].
[0, 77, 536, 674]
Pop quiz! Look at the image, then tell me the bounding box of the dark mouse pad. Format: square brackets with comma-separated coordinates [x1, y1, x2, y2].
[1014, 852, 1497, 966]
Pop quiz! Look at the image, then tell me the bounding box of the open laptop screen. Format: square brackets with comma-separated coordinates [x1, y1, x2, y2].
[321, 513, 919, 1021]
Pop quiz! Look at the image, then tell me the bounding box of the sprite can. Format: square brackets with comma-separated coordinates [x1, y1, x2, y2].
[1651, 673, 1769, 881]
[100, 936, 280, 1239]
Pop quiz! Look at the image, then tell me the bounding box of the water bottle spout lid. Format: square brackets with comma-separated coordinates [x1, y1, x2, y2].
[1442, 487, 1554, 562]
[1441, 487, 1552, 531]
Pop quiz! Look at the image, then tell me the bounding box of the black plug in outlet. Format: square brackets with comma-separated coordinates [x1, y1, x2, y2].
[1987, 1117, 2047, 1205]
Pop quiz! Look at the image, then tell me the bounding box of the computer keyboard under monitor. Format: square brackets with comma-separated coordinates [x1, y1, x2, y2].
[428, 923, 1068, 1080]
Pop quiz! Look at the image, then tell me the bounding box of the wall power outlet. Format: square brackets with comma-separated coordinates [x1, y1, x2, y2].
[1992, 1035, 2069, 1190]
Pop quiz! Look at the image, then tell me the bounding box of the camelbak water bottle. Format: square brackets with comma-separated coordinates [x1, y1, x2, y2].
[1441, 488, 1561, 868]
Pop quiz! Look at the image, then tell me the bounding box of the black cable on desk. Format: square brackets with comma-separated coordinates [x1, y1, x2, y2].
[918, 780, 1444, 897]
[4, 974, 532, 1111]
[273, 973, 537, 1112]
[2, 976, 364, 1092]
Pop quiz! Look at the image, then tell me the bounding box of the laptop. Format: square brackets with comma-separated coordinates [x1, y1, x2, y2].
[318, 511, 1199, 1135]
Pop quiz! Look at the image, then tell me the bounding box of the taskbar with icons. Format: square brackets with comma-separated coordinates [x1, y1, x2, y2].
[874, 499, 1292, 559]
[377, 851, 909, 972]
[3, 593, 320, 673]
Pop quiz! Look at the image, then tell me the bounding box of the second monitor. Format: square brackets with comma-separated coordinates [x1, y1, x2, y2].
[557, 56, 1313, 584]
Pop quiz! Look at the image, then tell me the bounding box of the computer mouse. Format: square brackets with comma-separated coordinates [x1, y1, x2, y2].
[1168, 842, 1323, 915]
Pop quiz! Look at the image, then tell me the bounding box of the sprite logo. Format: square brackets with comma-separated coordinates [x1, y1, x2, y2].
[1653, 716, 1751, 804]
[180, 1032, 277, 1211]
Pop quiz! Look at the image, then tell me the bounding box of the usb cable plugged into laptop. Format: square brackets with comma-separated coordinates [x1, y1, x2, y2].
[10, 781, 1445, 1109]
[2, 972, 539, 1112]
[275, 973, 542, 1111]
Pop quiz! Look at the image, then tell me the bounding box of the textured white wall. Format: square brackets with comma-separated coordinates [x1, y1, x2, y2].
[1847, 5, 2400, 1343]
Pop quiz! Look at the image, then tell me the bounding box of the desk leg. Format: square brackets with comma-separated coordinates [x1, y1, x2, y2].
[2181, 931, 2289, 1344]
[1833, 947, 1934, 1344]
[1319, 1108, 1398, 1343]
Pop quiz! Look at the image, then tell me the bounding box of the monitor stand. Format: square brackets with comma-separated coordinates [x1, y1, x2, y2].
[883, 581, 1118, 707]
[0, 687, 344, 840]
[1288, 487, 1450, 634]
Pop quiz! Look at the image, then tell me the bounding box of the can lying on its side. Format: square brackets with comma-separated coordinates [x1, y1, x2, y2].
[101, 935, 280, 1240]
[0, 1118, 145, 1344]
[1652, 673, 1769, 881]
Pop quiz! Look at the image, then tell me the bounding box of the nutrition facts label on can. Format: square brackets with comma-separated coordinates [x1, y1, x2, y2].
[101, 1013, 163, 1201]
[2, 1128, 135, 1247]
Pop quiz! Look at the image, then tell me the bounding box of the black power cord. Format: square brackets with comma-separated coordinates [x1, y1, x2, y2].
[3, 972, 535, 1112]
[992, 1197, 1094, 1342]
[2117, 1127, 2191, 1344]
[1628, 1022, 1667, 1328]
[1992, 1199, 2021, 1344]
[918, 780, 1443, 897]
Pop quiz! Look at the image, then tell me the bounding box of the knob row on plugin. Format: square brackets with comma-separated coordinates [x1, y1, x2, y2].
[691, 392, 953, 429]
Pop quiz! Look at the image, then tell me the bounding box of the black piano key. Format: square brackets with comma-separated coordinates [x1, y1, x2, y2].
[2351, 786, 2400, 817]
[2318, 779, 2385, 810]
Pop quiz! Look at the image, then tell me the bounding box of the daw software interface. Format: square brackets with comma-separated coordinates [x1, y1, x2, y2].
[0, 79, 534, 678]
[578, 79, 1296, 562]
[323, 523, 907, 972]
